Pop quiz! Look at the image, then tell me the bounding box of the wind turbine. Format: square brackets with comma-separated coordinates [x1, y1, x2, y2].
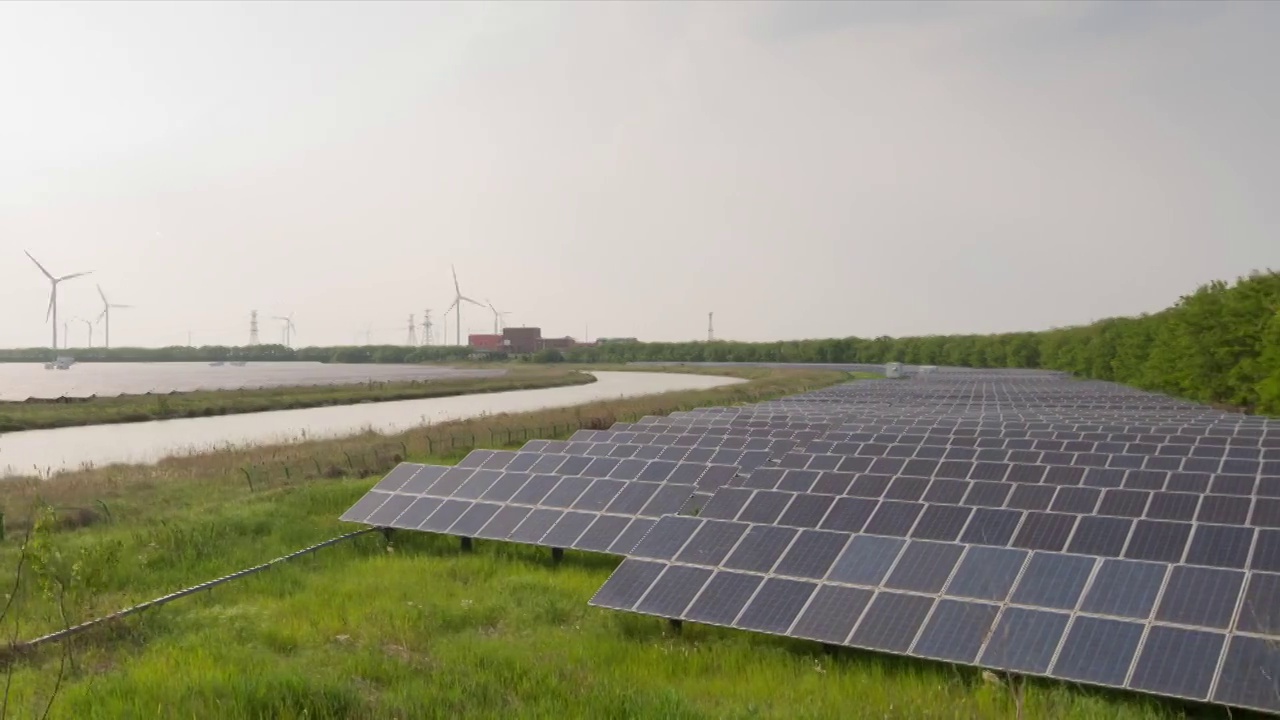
[485, 299, 511, 334]
[76, 317, 93, 348]
[95, 284, 132, 349]
[444, 265, 484, 346]
[25, 251, 91, 351]
[273, 314, 296, 347]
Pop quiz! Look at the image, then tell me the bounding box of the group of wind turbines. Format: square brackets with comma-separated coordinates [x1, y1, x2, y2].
[24, 251, 131, 351]
[440, 265, 510, 346]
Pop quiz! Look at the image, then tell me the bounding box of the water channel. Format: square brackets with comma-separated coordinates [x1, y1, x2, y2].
[0, 371, 743, 477]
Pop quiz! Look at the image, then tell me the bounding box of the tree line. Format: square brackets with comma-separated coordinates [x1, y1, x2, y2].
[3, 271, 1276, 413]
[558, 271, 1280, 414]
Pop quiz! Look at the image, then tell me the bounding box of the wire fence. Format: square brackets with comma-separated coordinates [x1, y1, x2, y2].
[18, 528, 379, 652]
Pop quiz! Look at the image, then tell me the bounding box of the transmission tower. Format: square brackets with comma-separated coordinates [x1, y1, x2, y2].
[422, 310, 433, 346]
[407, 314, 417, 346]
[249, 310, 260, 346]
[707, 312, 714, 342]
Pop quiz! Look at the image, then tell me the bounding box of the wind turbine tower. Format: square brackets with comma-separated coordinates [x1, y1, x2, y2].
[421, 310, 433, 346]
[249, 310, 260, 346]
[486, 299, 509, 334]
[25, 251, 91, 351]
[445, 265, 484, 346]
[407, 314, 417, 346]
[708, 312, 714, 343]
[273, 314, 296, 347]
[95, 284, 132, 349]
[77, 318, 93, 348]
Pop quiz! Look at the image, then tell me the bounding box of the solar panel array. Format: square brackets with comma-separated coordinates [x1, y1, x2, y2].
[341, 372, 1280, 714]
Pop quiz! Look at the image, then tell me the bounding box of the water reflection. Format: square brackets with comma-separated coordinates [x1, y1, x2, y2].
[0, 361, 500, 400]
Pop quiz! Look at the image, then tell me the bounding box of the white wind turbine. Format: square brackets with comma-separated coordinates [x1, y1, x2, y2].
[77, 317, 94, 348]
[273, 314, 297, 347]
[485, 299, 510, 334]
[445, 265, 484, 346]
[96, 284, 133, 349]
[25, 250, 91, 351]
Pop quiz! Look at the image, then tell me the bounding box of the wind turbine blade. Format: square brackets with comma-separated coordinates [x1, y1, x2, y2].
[24, 251, 54, 280]
[445, 298, 459, 314]
[58, 271, 91, 282]
[95, 309, 107, 323]
[451, 265, 460, 295]
[112, 304, 134, 309]
[462, 296, 485, 308]
[97, 284, 109, 305]
[45, 288, 55, 321]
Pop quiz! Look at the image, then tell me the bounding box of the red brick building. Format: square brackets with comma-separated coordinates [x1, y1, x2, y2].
[501, 327, 542, 354]
[468, 334, 503, 351]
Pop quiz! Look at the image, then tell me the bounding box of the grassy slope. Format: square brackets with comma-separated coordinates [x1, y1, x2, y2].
[0, 367, 593, 432]
[2, 473, 1183, 719]
[0, 368, 1195, 719]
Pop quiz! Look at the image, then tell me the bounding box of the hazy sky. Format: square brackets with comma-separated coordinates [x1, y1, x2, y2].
[1, 1, 1276, 348]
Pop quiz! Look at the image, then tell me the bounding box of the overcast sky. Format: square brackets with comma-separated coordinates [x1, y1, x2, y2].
[1, 1, 1276, 349]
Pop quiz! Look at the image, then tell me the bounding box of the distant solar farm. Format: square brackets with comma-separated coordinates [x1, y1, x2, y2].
[341, 367, 1280, 715]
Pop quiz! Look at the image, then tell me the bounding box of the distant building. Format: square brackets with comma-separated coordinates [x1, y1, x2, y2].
[468, 334, 503, 351]
[501, 327, 542, 354]
[539, 336, 576, 350]
[596, 337, 639, 345]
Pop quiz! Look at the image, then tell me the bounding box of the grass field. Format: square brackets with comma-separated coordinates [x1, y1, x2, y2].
[0, 367, 594, 432]
[0, 367, 1210, 719]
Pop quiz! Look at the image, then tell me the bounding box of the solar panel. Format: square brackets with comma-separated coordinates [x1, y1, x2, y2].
[592, 514, 1280, 711]
[341, 462, 708, 555]
[339, 369, 1280, 713]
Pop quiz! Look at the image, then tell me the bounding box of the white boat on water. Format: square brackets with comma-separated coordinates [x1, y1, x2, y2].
[43, 356, 76, 370]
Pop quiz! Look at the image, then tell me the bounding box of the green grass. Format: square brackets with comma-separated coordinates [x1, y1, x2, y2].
[0, 367, 1209, 718]
[0, 477, 1193, 720]
[0, 367, 593, 432]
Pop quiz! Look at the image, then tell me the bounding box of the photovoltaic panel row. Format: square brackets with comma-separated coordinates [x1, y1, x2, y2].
[759, 397, 1211, 414]
[340, 462, 701, 555]
[783, 379, 1213, 401]
[761, 391, 1259, 414]
[798, 412, 1269, 428]
[814, 416, 1280, 434]
[461, 443, 766, 477]
[768, 448, 1280, 485]
[573, 422, 826, 443]
[525, 435, 797, 456]
[674, 410, 1274, 435]
[621, 416, 840, 431]
[799, 431, 1280, 454]
[500, 443, 777, 476]
[589, 515, 1280, 714]
[749, 457, 1279, 498]
[808, 416, 1277, 435]
[696, 484, 1280, 570]
[725, 467, 1280, 527]
[570, 425, 830, 445]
